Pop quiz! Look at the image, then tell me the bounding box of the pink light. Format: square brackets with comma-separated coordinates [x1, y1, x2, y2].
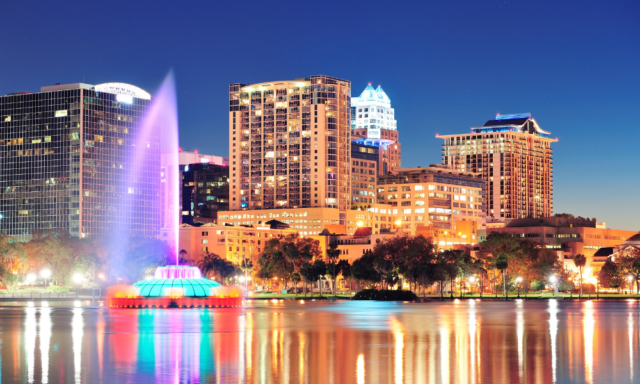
[154, 266, 202, 279]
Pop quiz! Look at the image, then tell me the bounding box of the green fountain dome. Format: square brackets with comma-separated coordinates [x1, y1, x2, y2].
[132, 266, 221, 297]
[133, 278, 221, 297]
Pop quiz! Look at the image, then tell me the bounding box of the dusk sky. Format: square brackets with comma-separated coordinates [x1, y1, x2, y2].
[1, 0, 638, 230]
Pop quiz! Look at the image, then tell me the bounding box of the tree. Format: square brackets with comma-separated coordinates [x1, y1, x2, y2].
[299, 262, 317, 296]
[599, 258, 623, 291]
[442, 250, 464, 298]
[433, 253, 449, 299]
[573, 254, 587, 297]
[197, 252, 238, 284]
[352, 251, 381, 289]
[326, 241, 341, 296]
[290, 272, 301, 296]
[495, 253, 509, 298]
[337, 259, 351, 293]
[619, 247, 640, 294]
[478, 232, 522, 296]
[313, 260, 327, 296]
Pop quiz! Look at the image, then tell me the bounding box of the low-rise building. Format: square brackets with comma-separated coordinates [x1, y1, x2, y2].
[219, 205, 400, 236]
[486, 216, 638, 270]
[173, 222, 297, 265]
[377, 165, 485, 243]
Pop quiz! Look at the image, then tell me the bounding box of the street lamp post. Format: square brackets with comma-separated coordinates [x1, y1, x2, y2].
[549, 275, 557, 297]
[40, 269, 51, 287]
[628, 275, 634, 295]
[468, 276, 476, 297]
[516, 277, 523, 298]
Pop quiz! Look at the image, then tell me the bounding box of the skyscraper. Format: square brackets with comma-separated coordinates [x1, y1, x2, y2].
[439, 113, 556, 219]
[228, 75, 351, 223]
[351, 84, 401, 174]
[0, 82, 160, 241]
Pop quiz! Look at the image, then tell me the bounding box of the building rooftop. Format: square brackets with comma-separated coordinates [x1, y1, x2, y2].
[471, 113, 552, 138]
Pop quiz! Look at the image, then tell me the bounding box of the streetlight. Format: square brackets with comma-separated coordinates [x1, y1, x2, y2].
[628, 275, 634, 295]
[98, 273, 105, 280]
[468, 276, 476, 297]
[549, 275, 557, 296]
[41, 269, 51, 286]
[73, 273, 84, 285]
[27, 273, 37, 285]
[516, 277, 523, 298]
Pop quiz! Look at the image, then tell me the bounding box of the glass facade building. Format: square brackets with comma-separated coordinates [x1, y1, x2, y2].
[180, 163, 229, 225]
[0, 83, 160, 241]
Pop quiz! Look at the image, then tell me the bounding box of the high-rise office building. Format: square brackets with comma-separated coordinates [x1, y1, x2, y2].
[350, 141, 378, 208]
[228, 75, 351, 223]
[439, 113, 556, 219]
[351, 84, 401, 173]
[0, 82, 160, 241]
[180, 162, 229, 225]
[350, 84, 397, 138]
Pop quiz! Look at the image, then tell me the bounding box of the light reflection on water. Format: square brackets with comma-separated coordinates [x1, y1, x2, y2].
[1, 300, 640, 383]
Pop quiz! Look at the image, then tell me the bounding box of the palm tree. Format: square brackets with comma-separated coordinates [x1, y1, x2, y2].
[573, 254, 587, 297]
[326, 242, 341, 296]
[496, 253, 509, 299]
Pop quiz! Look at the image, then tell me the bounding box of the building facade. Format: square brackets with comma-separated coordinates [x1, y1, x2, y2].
[0, 82, 160, 241]
[219, 205, 400, 237]
[486, 216, 638, 270]
[350, 84, 397, 139]
[439, 113, 556, 220]
[350, 142, 378, 208]
[228, 76, 352, 223]
[350, 138, 400, 176]
[180, 163, 229, 225]
[377, 165, 485, 241]
[175, 223, 297, 265]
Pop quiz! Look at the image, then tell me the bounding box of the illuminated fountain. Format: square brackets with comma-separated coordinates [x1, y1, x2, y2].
[110, 266, 243, 308]
[110, 73, 243, 309]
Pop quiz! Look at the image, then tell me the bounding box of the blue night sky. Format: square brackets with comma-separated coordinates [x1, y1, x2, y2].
[1, 1, 638, 230]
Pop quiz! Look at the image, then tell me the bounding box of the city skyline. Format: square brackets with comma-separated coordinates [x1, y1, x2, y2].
[1, 0, 638, 230]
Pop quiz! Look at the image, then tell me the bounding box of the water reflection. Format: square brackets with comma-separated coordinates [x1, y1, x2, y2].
[584, 301, 595, 384]
[548, 299, 559, 383]
[4, 301, 640, 383]
[72, 307, 83, 384]
[40, 305, 51, 384]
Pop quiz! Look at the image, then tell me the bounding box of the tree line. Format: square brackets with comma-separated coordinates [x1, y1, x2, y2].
[0, 230, 172, 288]
[251, 231, 620, 297]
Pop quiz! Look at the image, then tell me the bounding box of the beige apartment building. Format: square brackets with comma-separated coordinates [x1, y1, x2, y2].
[228, 76, 352, 224]
[218, 205, 399, 237]
[377, 166, 485, 243]
[175, 223, 297, 265]
[439, 113, 556, 220]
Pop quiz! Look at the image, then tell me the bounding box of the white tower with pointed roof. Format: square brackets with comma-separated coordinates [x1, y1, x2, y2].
[350, 83, 397, 139]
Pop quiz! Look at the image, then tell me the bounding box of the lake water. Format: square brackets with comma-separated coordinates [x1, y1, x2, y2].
[0, 299, 638, 383]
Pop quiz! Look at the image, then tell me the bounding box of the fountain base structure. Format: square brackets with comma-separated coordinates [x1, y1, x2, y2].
[110, 266, 243, 308]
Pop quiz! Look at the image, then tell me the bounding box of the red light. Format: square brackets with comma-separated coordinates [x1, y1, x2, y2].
[178, 147, 182, 152]
[368, 82, 371, 85]
[195, 149, 198, 153]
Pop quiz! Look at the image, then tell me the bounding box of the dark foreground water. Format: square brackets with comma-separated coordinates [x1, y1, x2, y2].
[0, 299, 639, 383]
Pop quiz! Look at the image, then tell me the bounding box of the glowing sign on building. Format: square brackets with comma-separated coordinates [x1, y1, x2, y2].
[95, 82, 151, 100]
